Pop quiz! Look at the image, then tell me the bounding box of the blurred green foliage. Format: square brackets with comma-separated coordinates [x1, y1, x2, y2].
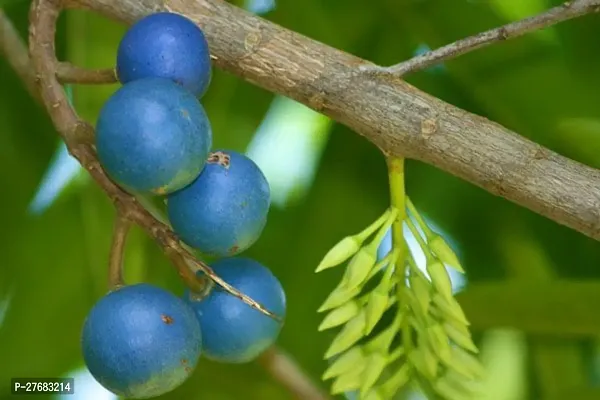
[1, 0, 600, 399]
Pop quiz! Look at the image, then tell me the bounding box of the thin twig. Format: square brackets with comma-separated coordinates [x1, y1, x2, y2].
[257, 346, 332, 400]
[57, 62, 118, 84]
[26, 0, 281, 322]
[0, 10, 39, 100]
[365, 0, 600, 76]
[108, 212, 131, 289]
[1, 11, 116, 91]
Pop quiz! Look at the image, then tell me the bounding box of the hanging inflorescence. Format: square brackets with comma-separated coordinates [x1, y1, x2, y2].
[315, 186, 485, 400]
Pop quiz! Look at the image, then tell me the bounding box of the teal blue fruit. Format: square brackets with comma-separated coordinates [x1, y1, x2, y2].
[96, 77, 212, 195]
[167, 150, 270, 257]
[81, 284, 202, 398]
[184, 258, 286, 363]
[116, 12, 212, 97]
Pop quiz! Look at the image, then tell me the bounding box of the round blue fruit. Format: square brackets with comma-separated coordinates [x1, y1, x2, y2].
[96, 77, 212, 195]
[166, 150, 270, 257]
[184, 257, 286, 363]
[116, 12, 212, 97]
[81, 283, 202, 399]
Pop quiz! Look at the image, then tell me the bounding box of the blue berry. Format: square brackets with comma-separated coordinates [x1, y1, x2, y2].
[81, 283, 202, 398]
[184, 258, 286, 363]
[116, 12, 212, 97]
[96, 77, 212, 195]
[166, 150, 270, 257]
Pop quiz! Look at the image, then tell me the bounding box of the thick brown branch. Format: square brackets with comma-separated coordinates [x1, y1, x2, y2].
[27, 0, 281, 322]
[108, 212, 131, 289]
[57, 62, 117, 84]
[370, 0, 600, 76]
[65, 0, 600, 241]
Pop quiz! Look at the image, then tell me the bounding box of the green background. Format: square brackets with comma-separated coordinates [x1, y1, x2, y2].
[1, 0, 600, 398]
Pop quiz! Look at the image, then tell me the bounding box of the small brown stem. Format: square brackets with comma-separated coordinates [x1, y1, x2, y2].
[257, 346, 331, 400]
[57, 62, 118, 84]
[108, 212, 131, 289]
[363, 0, 600, 76]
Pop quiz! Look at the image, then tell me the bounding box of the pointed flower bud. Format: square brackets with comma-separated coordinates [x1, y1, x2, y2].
[315, 236, 362, 273]
[319, 300, 360, 331]
[429, 234, 464, 273]
[426, 258, 454, 301]
[340, 246, 377, 291]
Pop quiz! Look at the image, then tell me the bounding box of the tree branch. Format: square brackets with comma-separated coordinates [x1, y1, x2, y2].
[365, 0, 600, 76]
[64, 0, 600, 242]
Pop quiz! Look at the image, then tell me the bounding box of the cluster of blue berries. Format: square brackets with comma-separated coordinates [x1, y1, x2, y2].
[80, 12, 286, 399]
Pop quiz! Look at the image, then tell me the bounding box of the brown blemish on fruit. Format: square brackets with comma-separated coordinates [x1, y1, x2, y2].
[180, 108, 190, 119]
[161, 314, 174, 324]
[229, 245, 239, 255]
[181, 359, 188, 365]
[207, 151, 231, 169]
[184, 366, 192, 373]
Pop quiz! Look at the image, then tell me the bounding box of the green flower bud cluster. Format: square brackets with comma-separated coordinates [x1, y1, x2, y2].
[314, 197, 485, 400]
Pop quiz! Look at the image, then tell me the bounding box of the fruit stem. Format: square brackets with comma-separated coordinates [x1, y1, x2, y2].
[108, 213, 131, 290]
